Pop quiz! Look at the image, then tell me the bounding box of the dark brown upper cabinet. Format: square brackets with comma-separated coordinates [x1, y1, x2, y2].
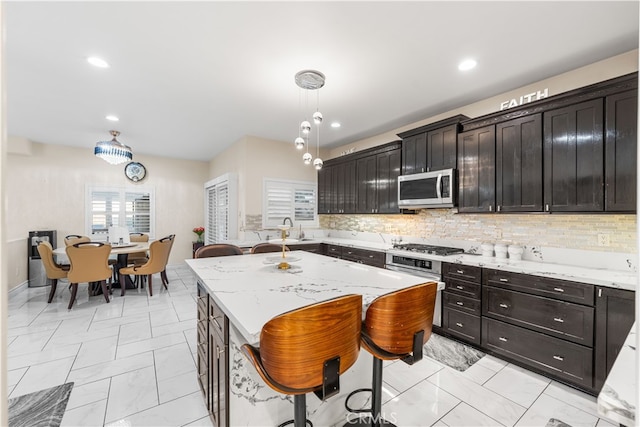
[605, 89, 637, 212]
[496, 114, 543, 212]
[543, 98, 604, 212]
[457, 125, 496, 213]
[376, 148, 401, 213]
[399, 115, 468, 175]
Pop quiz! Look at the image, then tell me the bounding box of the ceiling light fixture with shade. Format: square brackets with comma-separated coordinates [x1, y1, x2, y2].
[94, 130, 133, 165]
[294, 69, 325, 170]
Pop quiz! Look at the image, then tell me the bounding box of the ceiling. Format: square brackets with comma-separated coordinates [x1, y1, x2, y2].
[6, 1, 639, 162]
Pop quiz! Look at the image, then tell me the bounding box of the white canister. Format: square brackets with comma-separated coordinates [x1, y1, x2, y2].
[494, 243, 508, 259]
[508, 245, 524, 261]
[480, 242, 494, 257]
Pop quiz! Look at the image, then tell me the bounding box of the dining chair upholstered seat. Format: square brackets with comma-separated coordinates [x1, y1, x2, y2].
[249, 243, 289, 254]
[344, 282, 438, 427]
[118, 235, 173, 297]
[64, 235, 91, 246]
[37, 241, 70, 304]
[65, 242, 113, 310]
[127, 233, 149, 265]
[194, 244, 243, 258]
[242, 294, 362, 427]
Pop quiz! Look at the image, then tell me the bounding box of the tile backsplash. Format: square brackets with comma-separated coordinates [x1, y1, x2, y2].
[319, 210, 637, 253]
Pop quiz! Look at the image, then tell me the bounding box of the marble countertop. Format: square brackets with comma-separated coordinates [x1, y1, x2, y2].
[597, 322, 636, 426]
[186, 250, 432, 344]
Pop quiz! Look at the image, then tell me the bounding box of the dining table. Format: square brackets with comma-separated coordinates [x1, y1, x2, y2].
[53, 241, 150, 290]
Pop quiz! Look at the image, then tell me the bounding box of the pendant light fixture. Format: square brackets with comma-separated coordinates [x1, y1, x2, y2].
[294, 70, 324, 169]
[94, 130, 133, 165]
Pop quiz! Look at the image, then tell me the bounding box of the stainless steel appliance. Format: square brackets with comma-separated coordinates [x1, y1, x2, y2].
[28, 230, 57, 287]
[397, 168, 456, 209]
[385, 243, 464, 327]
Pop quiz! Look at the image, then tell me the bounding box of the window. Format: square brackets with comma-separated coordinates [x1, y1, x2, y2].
[263, 179, 317, 228]
[205, 173, 238, 244]
[86, 186, 155, 239]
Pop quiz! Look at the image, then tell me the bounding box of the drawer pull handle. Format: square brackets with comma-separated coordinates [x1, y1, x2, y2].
[455, 322, 464, 328]
[499, 278, 509, 282]
[498, 337, 508, 342]
[456, 301, 464, 306]
[553, 287, 565, 293]
[369, 255, 374, 258]
[553, 317, 564, 323]
[553, 355, 564, 361]
[456, 285, 464, 290]
[210, 316, 222, 330]
[499, 303, 509, 308]
[456, 270, 464, 274]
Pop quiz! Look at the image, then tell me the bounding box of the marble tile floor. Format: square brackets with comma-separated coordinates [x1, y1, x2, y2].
[7, 264, 618, 427]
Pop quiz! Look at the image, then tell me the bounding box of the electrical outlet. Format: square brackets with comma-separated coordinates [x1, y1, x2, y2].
[597, 234, 611, 247]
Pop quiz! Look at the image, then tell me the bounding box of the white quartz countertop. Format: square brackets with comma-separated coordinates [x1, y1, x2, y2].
[597, 322, 636, 426]
[186, 250, 433, 345]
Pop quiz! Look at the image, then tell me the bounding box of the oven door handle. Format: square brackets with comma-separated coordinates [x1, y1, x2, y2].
[436, 173, 443, 199]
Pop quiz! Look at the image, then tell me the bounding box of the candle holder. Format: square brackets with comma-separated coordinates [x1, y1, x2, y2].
[277, 225, 291, 270]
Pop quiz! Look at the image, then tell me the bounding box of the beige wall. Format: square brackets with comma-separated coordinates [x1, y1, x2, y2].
[209, 135, 326, 234]
[6, 139, 209, 291]
[328, 50, 639, 159]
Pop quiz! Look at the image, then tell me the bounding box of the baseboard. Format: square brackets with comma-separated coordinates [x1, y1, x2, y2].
[9, 281, 29, 295]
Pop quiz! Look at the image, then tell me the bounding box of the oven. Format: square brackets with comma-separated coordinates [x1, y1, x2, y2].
[385, 254, 445, 327]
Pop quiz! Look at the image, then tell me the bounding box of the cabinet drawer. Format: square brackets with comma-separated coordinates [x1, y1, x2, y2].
[484, 269, 594, 306]
[443, 263, 482, 283]
[442, 308, 481, 345]
[444, 277, 481, 299]
[482, 317, 593, 389]
[443, 291, 481, 315]
[483, 286, 594, 346]
[209, 297, 228, 342]
[325, 244, 343, 258]
[342, 247, 385, 267]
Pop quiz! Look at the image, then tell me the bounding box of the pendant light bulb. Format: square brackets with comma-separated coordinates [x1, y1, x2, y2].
[300, 120, 311, 135]
[313, 158, 323, 170]
[313, 111, 323, 125]
[303, 152, 313, 165]
[294, 137, 305, 150]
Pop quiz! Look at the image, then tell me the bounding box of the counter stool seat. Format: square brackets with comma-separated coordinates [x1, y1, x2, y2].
[242, 294, 362, 427]
[344, 282, 438, 427]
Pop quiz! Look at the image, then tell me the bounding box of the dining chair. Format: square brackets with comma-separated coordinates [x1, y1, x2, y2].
[64, 234, 90, 246]
[159, 234, 175, 286]
[37, 241, 70, 304]
[65, 242, 112, 309]
[242, 294, 362, 427]
[249, 243, 289, 254]
[128, 232, 149, 265]
[194, 243, 243, 258]
[118, 235, 173, 297]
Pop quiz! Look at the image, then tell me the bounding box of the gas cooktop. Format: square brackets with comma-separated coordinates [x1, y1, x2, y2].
[391, 243, 465, 256]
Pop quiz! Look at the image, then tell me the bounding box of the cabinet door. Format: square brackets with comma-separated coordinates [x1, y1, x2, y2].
[332, 163, 345, 214]
[593, 287, 635, 391]
[357, 156, 378, 213]
[376, 149, 401, 213]
[605, 89, 637, 212]
[344, 160, 358, 213]
[317, 167, 330, 214]
[402, 133, 427, 175]
[543, 98, 604, 212]
[427, 124, 458, 171]
[457, 125, 496, 213]
[496, 114, 543, 212]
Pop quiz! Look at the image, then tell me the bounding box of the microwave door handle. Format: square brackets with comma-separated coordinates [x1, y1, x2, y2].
[436, 173, 442, 199]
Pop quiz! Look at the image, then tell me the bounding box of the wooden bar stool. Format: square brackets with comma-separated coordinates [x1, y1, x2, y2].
[344, 282, 438, 427]
[242, 294, 363, 427]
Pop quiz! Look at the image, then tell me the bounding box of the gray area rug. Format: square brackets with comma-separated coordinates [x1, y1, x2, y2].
[8, 382, 74, 427]
[423, 333, 486, 371]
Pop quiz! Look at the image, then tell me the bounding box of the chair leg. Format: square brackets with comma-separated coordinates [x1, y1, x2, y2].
[48, 279, 58, 303]
[68, 283, 78, 310]
[148, 275, 153, 297]
[101, 280, 110, 303]
[119, 272, 126, 297]
[293, 394, 307, 427]
[161, 270, 169, 289]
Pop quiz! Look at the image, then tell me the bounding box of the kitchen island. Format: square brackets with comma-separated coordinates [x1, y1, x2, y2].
[186, 250, 434, 426]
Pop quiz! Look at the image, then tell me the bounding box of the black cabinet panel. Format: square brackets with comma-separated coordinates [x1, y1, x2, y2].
[442, 309, 481, 345]
[605, 89, 637, 212]
[543, 98, 604, 212]
[427, 124, 458, 171]
[496, 114, 543, 212]
[457, 125, 496, 212]
[376, 149, 401, 213]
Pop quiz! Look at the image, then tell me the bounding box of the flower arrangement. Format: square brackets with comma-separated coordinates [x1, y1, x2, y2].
[193, 226, 205, 243]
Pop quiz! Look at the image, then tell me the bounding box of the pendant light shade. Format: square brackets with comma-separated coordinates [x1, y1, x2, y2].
[94, 130, 133, 165]
[294, 70, 325, 169]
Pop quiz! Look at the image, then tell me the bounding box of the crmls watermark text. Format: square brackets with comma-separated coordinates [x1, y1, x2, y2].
[500, 88, 549, 110]
[345, 412, 398, 425]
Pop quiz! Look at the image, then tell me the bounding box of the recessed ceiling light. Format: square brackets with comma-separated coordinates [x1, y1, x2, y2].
[87, 56, 109, 68]
[105, 115, 119, 122]
[331, 122, 341, 128]
[458, 59, 477, 71]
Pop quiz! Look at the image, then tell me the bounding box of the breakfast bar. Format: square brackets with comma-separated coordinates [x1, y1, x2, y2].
[186, 250, 434, 426]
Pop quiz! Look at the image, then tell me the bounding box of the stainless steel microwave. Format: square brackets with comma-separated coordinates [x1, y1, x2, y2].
[397, 168, 456, 208]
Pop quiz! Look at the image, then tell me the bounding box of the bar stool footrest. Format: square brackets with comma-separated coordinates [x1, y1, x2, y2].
[344, 388, 373, 414]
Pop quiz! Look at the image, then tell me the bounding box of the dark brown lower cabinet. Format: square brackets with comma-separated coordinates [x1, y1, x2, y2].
[593, 286, 636, 391]
[321, 244, 385, 268]
[287, 243, 322, 253]
[197, 282, 229, 427]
